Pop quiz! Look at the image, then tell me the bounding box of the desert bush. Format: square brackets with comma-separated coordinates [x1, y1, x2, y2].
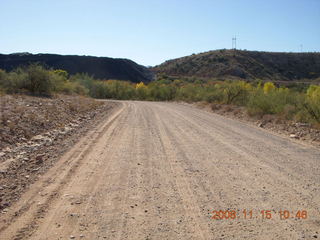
[247, 84, 300, 118]
[69, 73, 95, 94]
[0, 69, 8, 93]
[203, 85, 224, 103]
[90, 81, 109, 98]
[148, 82, 176, 101]
[61, 81, 89, 95]
[176, 84, 203, 102]
[0, 69, 6, 84]
[99, 80, 136, 100]
[303, 85, 320, 122]
[220, 81, 252, 105]
[25, 64, 54, 96]
[2, 69, 29, 93]
[49, 70, 68, 93]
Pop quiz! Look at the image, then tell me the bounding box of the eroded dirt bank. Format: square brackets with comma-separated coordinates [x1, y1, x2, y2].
[1, 101, 319, 240]
[0, 95, 120, 213]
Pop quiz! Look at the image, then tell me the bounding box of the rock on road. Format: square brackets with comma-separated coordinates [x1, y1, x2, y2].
[1, 101, 320, 240]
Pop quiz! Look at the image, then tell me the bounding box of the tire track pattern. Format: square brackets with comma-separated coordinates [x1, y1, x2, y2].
[1, 101, 319, 240]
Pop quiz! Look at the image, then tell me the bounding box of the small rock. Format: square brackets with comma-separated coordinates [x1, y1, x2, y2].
[32, 167, 40, 172]
[32, 135, 45, 142]
[295, 122, 310, 127]
[290, 134, 299, 139]
[0, 152, 5, 157]
[4, 147, 11, 152]
[35, 155, 44, 164]
[70, 235, 75, 239]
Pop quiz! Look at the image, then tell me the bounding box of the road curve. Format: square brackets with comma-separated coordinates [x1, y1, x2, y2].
[1, 101, 319, 240]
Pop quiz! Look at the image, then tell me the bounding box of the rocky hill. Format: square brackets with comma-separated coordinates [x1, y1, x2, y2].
[0, 53, 154, 83]
[153, 49, 320, 81]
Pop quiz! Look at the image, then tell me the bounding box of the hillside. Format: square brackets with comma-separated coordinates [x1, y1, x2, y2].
[0, 53, 154, 83]
[153, 49, 320, 81]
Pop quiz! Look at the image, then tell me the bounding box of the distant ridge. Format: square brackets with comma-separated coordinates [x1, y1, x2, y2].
[0, 53, 154, 83]
[152, 49, 320, 81]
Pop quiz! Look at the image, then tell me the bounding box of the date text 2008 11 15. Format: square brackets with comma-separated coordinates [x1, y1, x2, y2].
[211, 209, 308, 220]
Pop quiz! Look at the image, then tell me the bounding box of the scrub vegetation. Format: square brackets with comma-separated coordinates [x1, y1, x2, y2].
[1, 64, 320, 125]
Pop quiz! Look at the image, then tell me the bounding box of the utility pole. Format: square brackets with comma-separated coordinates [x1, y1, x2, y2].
[232, 36, 237, 50]
[300, 44, 303, 52]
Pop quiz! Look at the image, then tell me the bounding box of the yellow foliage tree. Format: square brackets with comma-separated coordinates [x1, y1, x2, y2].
[305, 85, 320, 122]
[136, 82, 147, 89]
[135, 82, 148, 99]
[263, 82, 276, 94]
[307, 85, 320, 100]
[53, 69, 68, 78]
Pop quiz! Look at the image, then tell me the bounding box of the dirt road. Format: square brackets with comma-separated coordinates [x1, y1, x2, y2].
[1, 101, 319, 240]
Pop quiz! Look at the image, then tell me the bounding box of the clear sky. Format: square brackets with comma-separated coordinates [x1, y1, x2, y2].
[0, 0, 319, 66]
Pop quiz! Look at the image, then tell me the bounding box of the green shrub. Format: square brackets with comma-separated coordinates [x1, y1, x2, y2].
[25, 64, 53, 96]
[247, 86, 300, 118]
[0, 69, 6, 84]
[61, 81, 89, 95]
[49, 70, 69, 93]
[176, 84, 203, 102]
[0, 69, 29, 93]
[148, 82, 176, 101]
[203, 86, 224, 103]
[220, 81, 252, 105]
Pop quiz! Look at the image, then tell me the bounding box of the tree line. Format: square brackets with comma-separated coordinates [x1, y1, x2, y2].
[0, 64, 319, 124]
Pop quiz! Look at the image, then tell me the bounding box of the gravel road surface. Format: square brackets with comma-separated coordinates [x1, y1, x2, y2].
[1, 101, 319, 240]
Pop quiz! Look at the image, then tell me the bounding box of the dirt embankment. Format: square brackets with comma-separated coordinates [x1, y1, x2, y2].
[0, 94, 120, 212]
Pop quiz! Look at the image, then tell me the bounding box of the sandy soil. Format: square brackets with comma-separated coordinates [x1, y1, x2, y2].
[0, 101, 319, 240]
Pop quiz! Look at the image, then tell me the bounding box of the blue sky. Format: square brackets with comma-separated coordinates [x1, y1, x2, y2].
[0, 0, 319, 66]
